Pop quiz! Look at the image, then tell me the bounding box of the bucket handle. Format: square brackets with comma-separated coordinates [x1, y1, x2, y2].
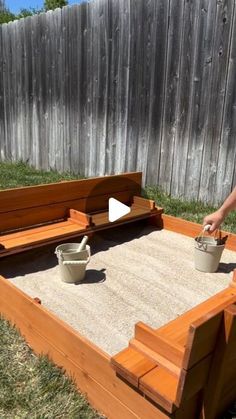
[196, 227, 221, 243]
[62, 247, 90, 265]
[62, 260, 88, 266]
[55, 247, 91, 263]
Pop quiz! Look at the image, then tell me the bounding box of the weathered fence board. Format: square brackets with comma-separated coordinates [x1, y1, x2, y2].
[199, 0, 235, 203]
[215, 0, 236, 203]
[1, 0, 236, 205]
[159, 0, 185, 194]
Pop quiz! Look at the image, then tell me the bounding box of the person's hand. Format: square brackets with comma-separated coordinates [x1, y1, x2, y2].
[203, 210, 225, 233]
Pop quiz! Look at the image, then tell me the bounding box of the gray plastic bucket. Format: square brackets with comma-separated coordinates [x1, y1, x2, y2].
[55, 243, 90, 283]
[194, 236, 224, 273]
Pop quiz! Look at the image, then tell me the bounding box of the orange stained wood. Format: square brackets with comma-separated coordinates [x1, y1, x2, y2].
[69, 209, 93, 227]
[134, 322, 184, 367]
[129, 338, 181, 377]
[162, 214, 236, 252]
[111, 290, 236, 416]
[139, 366, 178, 413]
[111, 347, 156, 387]
[0, 215, 163, 258]
[181, 309, 225, 369]
[202, 304, 236, 419]
[0, 172, 142, 213]
[90, 205, 162, 227]
[0, 275, 167, 419]
[138, 303, 232, 409]
[175, 355, 212, 406]
[0, 220, 85, 250]
[132, 196, 156, 210]
[155, 288, 236, 346]
[229, 268, 236, 288]
[0, 173, 164, 257]
[0, 189, 139, 233]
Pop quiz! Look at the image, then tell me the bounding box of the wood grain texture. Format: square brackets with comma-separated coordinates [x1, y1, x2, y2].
[0, 172, 142, 213]
[156, 286, 236, 345]
[0, 275, 167, 419]
[129, 338, 180, 377]
[135, 322, 184, 368]
[182, 310, 223, 369]
[139, 366, 178, 413]
[161, 214, 236, 252]
[69, 209, 93, 227]
[202, 304, 236, 419]
[111, 347, 156, 387]
[2, 0, 236, 204]
[0, 173, 162, 255]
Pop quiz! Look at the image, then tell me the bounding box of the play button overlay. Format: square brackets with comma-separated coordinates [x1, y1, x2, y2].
[108, 198, 131, 222]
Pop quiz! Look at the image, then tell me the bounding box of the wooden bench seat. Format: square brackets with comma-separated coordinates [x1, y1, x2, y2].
[111, 287, 236, 418]
[0, 172, 163, 257]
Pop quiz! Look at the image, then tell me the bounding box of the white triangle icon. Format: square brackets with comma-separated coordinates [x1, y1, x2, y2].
[108, 198, 131, 222]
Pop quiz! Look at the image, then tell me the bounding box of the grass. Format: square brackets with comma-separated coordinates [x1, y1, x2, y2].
[144, 185, 236, 233]
[0, 161, 102, 419]
[0, 160, 235, 418]
[0, 161, 81, 189]
[0, 317, 103, 419]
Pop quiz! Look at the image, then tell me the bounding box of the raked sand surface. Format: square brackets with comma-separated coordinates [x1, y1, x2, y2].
[1, 224, 236, 355]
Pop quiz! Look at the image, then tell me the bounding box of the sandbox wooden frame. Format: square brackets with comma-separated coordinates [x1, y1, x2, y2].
[1, 174, 236, 419]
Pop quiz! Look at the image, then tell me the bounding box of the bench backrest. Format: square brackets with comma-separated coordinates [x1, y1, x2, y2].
[0, 172, 142, 233]
[111, 290, 236, 417]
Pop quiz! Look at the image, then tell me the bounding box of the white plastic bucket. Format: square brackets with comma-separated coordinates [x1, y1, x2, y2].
[194, 235, 224, 273]
[55, 243, 90, 283]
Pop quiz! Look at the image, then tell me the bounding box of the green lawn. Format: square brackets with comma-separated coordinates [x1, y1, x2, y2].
[0, 317, 103, 419]
[144, 185, 236, 233]
[0, 161, 235, 418]
[0, 161, 81, 189]
[0, 162, 102, 419]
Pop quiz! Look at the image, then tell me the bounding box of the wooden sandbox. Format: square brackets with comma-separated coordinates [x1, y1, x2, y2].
[1, 172, 236, 419]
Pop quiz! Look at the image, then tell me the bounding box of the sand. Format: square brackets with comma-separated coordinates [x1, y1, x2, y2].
[1, 224, 236, 356]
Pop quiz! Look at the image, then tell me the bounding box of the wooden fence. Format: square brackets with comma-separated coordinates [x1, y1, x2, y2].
[0, 0, 236, 205]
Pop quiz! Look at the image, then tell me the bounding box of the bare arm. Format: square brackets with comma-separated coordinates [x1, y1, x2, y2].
[203, 186, 236, 232]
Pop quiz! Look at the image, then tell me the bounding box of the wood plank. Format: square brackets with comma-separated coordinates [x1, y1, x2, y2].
[111, 347, 156, 387]
[140, 355, 212, 412]
[174, 391, 202, 419]
[0, 220, 76, 242]
[69, 209, 93, 227]
[135, 322, 184, 368]
[91, 206, 160, 227]
[129, 338, 180, 377]
[175, 355, 212, 406]
[161, 214, 236, 252]
[170, 0, 200, 198]
[0, 172, 142, 213]
[202, 303, 236, 419]
[199, 0, 235, 204]
[145, 0, 169, 186]
[184, 0, 217, 201]
[182, 310, 223, 369]
[139, 366, 178, 413]
[132, 196, 156, 210]
[159, 0, 185, 195]
[0, 275, 165, 419]
[0, 222, 84, 250]
[0, 189, 139, 233]
[215, 3, 236, 204]
[156, 288, 236, 345]
[0, 208, 160, 257]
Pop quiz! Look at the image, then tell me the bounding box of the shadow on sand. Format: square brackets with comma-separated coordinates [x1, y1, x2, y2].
[0, 220, 157, 279]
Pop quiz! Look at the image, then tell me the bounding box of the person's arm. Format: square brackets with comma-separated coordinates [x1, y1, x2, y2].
[203, 186, 236, 232]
